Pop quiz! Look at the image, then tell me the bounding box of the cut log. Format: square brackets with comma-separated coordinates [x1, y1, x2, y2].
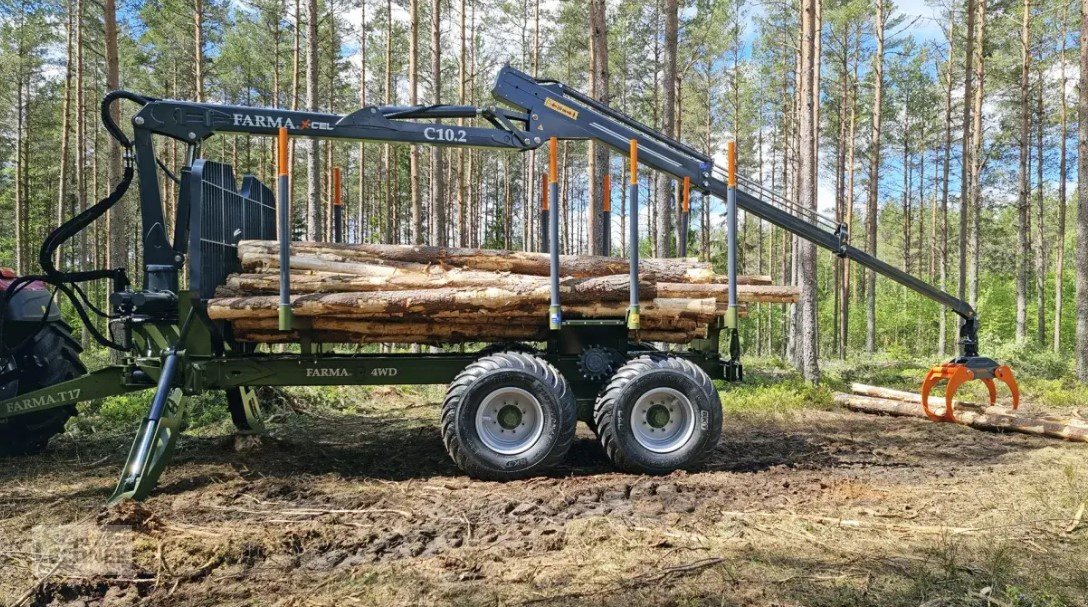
[835, 393, 1088, 443]
[230, 314, 704, 334]
[217, 272, 796, 305]
[232, 321, 700, 345]
[656, 282, 799, 304]
[207, 291, 718, 322]
[238, 240, 718, 283]
[216, 271, 656, 300]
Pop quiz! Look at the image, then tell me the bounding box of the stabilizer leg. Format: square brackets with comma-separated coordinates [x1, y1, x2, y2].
[109, 353, 188, 504]
[226, 386, 266, 435]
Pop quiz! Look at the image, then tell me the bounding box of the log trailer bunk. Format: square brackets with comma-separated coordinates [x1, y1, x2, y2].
[0, 66, 1019, 503]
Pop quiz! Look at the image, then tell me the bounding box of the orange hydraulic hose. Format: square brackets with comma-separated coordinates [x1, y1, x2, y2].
[629, 139, 638, 184]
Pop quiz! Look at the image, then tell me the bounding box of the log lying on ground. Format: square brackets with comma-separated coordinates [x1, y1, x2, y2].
[835, 386, 1088, 443]
[238, 240, 721, 283]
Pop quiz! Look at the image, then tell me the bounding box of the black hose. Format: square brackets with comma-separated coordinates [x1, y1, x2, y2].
[1, 91, 151, 355]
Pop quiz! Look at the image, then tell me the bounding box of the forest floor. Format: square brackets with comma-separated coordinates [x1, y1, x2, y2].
[2, 362, 1088, 606]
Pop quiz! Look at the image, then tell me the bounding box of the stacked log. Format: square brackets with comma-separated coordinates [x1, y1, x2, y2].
[207, 241, 800, 346]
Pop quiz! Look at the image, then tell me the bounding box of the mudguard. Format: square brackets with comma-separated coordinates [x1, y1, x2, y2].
[0, 270, 60, 323]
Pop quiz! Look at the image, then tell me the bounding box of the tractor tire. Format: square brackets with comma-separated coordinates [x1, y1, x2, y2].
[593, 355, 721, 474]
[0, 322, 85, 456]
[442, 352, 576, 481]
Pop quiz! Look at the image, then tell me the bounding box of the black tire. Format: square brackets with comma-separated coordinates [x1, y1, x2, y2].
[585, 343, 663, 437]
[593, 355, 721, 474]
[441, 352, 576, 480]
[0, 322, 86, 456]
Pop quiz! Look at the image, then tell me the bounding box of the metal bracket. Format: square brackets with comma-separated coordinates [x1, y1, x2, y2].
[227, 386, 266, 435]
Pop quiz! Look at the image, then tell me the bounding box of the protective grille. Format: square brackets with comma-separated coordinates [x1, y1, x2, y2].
[186, 159, 276, 300]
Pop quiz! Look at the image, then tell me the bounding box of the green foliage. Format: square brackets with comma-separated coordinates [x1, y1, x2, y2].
[721, 364, 835, 414]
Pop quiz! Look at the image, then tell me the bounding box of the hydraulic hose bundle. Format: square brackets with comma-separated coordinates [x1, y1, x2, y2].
[0, 91, 150, 354]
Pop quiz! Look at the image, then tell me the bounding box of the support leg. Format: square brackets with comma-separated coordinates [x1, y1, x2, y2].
[109, 353, 188, 504]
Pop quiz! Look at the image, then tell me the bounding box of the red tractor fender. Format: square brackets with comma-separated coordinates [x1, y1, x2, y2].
[0, 268, 60, 323]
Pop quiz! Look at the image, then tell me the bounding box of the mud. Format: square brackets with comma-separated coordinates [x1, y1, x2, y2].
[2, 387, 1087, 606]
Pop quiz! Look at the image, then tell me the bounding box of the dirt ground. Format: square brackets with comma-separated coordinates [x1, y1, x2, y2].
[3, 385, 1088, 607]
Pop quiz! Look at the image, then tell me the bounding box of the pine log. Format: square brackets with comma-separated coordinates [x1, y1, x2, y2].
[834, 393, 1088, 443]
[217, 271, 656, 300]
[238, 240, 717, 283]
[206, 291, 718, 322]
[656, 282, 799, 304]
[230, 314, 705, 334]
[232, 323, 700, 345]
[216, 271, 794, 304]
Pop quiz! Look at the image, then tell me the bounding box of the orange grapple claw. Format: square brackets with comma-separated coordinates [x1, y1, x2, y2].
[994, 365, 1020, 411]
[920, 363, 972, 423]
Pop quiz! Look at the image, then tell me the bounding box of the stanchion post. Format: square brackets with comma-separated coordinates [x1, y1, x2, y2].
[726, 138, 741, 379]
[540, 172, 549, 253]
[602, 172, 611, 256]
[628, 139, 640, 331]
[277, 127, 293, 331]
[678, 176, 691, 257]
[548, 138, 561, 330]
[332, 167, 343, 244]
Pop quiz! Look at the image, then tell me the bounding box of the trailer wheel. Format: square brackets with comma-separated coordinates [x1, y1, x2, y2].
[442, 352, 576, 480]
[0, 322, 86, 456]
[593, 356, 721, 474]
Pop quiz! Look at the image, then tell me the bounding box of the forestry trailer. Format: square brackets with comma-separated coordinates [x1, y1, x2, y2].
[0, 66, 1019, 503]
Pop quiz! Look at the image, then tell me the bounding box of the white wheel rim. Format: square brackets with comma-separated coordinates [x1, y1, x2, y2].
[475, 387, 545, 455]
[630, 387, 696, 453]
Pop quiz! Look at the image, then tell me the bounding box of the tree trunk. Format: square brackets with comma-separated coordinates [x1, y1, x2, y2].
[1015, 0, 1031, 342]
[1076, 0, 1088, 380]
[865, 0, 884, 354]
[358, 1, 368, 244]
[968, 0, 987, 307]
[1035, 61, 1046, 346]
[939, 16, 954, 356]
[796, 0, 820, 381]
[1055, 2, 1070, 353]
[194, 0, 204, 101]
[409, 0, 422, 244]
[430, 0, 447, 246]
[588, 0, 610, 256]
[305, 0, 321, 241]
[104, 0, 123, 270]
[56, 0, 74, 269]
[655, 0, 678, 258]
